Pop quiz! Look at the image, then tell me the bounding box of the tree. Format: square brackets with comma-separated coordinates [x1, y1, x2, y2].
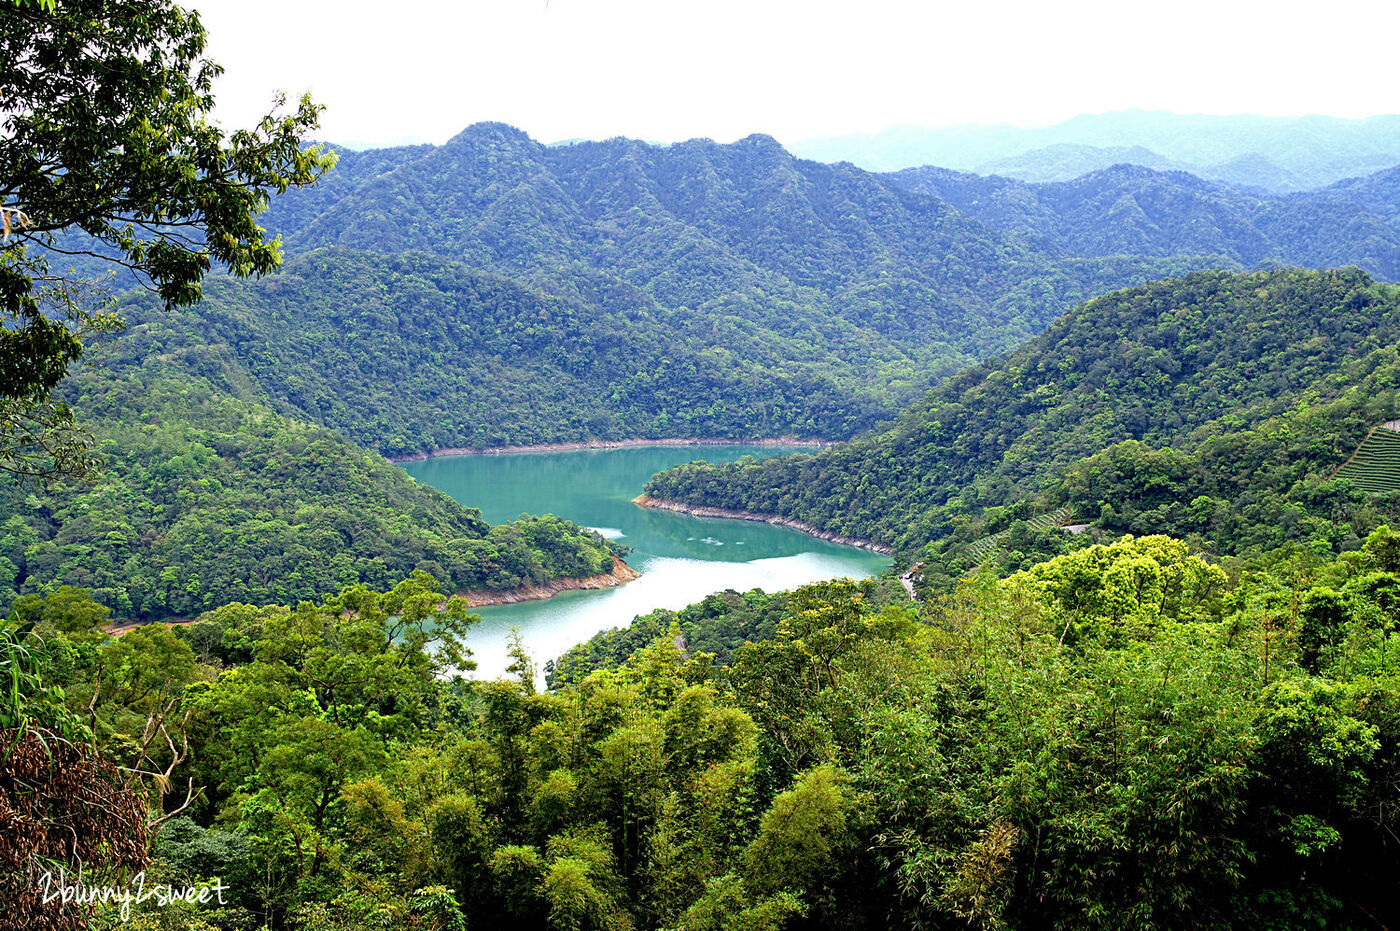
[0, 0, 333, 476]
[1, 620, 152, 931]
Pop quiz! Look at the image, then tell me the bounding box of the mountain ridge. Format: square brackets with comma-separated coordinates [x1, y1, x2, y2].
[788, 111, 1400, 190]
[643, 268, 1400, 565]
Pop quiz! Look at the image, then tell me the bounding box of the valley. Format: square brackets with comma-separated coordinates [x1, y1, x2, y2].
[7, 13, 1400, 924]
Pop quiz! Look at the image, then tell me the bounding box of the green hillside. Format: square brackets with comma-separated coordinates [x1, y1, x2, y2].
[66, 127, 1400, 459]
[644, 268, 1400, 560]
[113, 247, 942, 450]
[0, 355, 621, 621]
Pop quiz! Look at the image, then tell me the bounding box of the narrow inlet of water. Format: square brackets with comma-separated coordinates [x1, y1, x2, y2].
[403, 444, 890, 679]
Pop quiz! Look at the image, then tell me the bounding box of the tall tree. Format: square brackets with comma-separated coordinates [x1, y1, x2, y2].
[0, 0, 333, 476]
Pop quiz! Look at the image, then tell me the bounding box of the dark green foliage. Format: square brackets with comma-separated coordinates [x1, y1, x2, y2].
[646, 269, 1400, 564]
[0, 361, 619, 621]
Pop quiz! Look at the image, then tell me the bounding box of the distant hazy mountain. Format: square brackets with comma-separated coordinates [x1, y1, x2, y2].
[976, 144, 1192, 183]
[972, 145, 1310, 192]
[884, 163, 1400, 279]
[789, 111, 1400, 192]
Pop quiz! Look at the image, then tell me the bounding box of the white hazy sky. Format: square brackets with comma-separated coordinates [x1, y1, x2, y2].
[191, 0, 1400, 148]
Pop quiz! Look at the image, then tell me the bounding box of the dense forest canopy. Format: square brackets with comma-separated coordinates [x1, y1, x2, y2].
[7, 28, 1400, 925]
[70, 123, 1400, 460]
[13, 532, 1400, 928]
[644, 268, 1400, 567]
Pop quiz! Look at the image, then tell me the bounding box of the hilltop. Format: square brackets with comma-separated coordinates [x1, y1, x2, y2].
[88, 124, 1400, 459]
[644, 268, 1400, 570]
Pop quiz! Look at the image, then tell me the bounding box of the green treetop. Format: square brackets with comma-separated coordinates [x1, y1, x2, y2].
[0, 0, 333, 476]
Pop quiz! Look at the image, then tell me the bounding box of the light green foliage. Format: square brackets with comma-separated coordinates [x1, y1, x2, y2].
[538, 542, 1400, 928]
[743, 764, 859, 895]
[1004, 535, 1228, 644]
[408, 886, 467, 931]
[666, 873, 805, 931]
[10, 584, 110, 636]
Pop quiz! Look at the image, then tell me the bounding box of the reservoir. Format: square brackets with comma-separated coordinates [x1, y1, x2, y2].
[403, 445, 891, 679]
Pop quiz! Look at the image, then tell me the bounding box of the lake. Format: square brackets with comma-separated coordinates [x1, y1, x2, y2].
[402, 444, 891, 679]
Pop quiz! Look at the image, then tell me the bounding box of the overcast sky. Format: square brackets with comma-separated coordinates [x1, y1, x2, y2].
[190, 0, 1400, 148]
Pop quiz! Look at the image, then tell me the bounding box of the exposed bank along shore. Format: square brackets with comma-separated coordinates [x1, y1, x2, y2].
[105, 559, 640, 634]
[389, 437, 834, 463]
[463, 555, 642, 607]
[105, 557, 644, 631]
[631, 495, 895, 555]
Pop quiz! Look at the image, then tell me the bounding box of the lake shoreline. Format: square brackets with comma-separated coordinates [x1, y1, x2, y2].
[463, 556, 643, 607]
[389, 436, 835, 463]
[631, 494, 895, 555]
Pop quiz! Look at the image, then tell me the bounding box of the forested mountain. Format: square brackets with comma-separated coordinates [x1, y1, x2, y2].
[22, 131, 1400, 622]
[38, 127, 1400, 620]
[81, 123, 1400, 458]
[790, 110, 1400, 189]
[886, 164, 1400, 278]
[0, 347, 621, 621]
[260, 122, 1227, 359]
[644, 269, 1400, 564]
[22, 129, 1400, 617]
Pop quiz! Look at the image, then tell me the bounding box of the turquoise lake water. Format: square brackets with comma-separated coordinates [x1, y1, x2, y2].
[402, 445, 890, 679]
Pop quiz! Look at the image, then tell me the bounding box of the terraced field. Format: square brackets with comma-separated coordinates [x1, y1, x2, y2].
[966, 506, 1076, 562]
[1334, 426, 1400, 494]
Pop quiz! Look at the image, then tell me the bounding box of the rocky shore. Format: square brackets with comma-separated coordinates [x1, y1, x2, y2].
[462, 555, 642, 606]
[631, 495, 894, 555]
[389, 437, 833, 463]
